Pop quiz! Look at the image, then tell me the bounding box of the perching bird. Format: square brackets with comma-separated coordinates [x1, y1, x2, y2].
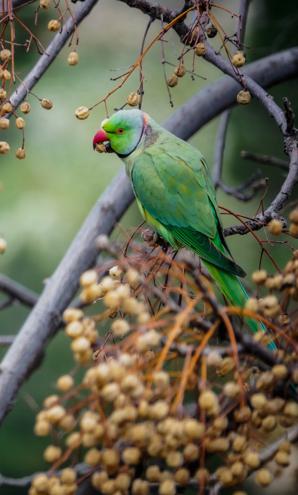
[93, 109, 275, 348]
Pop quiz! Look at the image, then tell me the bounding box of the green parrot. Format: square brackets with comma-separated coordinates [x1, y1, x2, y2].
[93, 109, 276, 350]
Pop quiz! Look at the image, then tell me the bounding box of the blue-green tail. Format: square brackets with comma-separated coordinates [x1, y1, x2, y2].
[204, 262, 277, 351]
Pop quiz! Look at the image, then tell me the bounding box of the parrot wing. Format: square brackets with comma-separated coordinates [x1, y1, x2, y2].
[131, 142, 245, 277]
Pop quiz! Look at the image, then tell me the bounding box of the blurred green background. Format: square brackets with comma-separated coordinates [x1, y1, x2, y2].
[0, 0, 297, 493]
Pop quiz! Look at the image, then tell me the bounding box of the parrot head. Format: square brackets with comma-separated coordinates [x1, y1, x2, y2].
[93, 109, 148, 156]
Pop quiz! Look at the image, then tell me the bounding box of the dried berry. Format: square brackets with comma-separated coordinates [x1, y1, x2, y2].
[20, 101, 31, 114]
[16, 147, 26, 160]
[232, 51, 246, 67]
[75, 105, 90, 120]
[127, 92, 141, 107]
[48, 19, 61, 32]
[167, 74, 178, 87]
[67, 51, 79, 66]
[41, 98, 53, 110]
[195, 42, 206, 56]
[0, 141, 10, 154]
[237, 90, 251, 104]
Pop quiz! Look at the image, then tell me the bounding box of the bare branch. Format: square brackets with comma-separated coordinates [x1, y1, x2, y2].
[0, 274, 38, 308]
[240, 150, 289, 171]
[0, 48, 297, 424]
[0, 336, 15, 346]
[8, 0, 99, 114]
[213, 110, 231, 189]
[237, 0, 251, 49]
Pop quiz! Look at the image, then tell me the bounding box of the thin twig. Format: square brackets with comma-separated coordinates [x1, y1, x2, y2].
[240, 150, 289, 171]
[0, 274, 38, 308]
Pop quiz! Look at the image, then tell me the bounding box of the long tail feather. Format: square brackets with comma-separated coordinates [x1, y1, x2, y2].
[204, 262, 277, 351]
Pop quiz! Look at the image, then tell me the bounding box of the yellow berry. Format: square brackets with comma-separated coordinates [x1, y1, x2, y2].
[262, 415, 277, 431]
[60, 468, 76, 484]
[244, 450, 260, 468]
[125, 268, 140, 287]
[111, 318, 130, 337]
[40, 0, 50, 8]
[174, 468, 189, 485]
[32, 474, 49, 491]
[44, 445, 62, 462]
[80, 269, 97, 287]
[56, 374, 74, 392]
[101, 448, 120, 468]
[132, 479, 149, 495]
[71, 336, 90, 353]
[183, 418, 205, 439]
[122, 447, 141, 465]
[65, 320, 84, 338]
[63, 308, 83, 323]
[0, 89, 7, 100]
[289, 208, 298, 224]
[289, 223, 298, 238]
[251, 393, 266, 410]
[84, 448, 101, 466]
[223, 381, 240, 398]
[34, 420, 51, 436]
[268, 218, 283, 235]
[159, 479, 176, 495]
[284, 401, 298, 417]
[3, 70, 11, 81]
[255, 468, 272, 486]
[275, 450, 290, 466]
[66, 432, 81, 449]
[1, 103, 13, 116]
[252, 269, 267, 285]
[0, 49, 11, 61]
[46, 405, 66, 424]
[0, 238, 7, 254]
[198, 390, 219, 414]
[272, 364, 287, 380]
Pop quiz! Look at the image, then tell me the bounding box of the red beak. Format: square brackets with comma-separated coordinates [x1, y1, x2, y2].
[93, 129, 108, 149]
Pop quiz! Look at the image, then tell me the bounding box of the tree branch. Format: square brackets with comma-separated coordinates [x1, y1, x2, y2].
[0, 47, 297, 424]
[8, 0, 99, 114]
[212, 110, 231, 189]
[237, 0, 251, 49]
[0, 274, 38, 308]
[240, 150, 289, 171]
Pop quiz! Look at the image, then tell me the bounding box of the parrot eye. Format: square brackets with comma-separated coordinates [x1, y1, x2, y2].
[117, 128, 124, 134]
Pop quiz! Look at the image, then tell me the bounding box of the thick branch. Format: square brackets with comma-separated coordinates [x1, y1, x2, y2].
[0, 48, 297, 424]
[8, 0, 99, 113]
